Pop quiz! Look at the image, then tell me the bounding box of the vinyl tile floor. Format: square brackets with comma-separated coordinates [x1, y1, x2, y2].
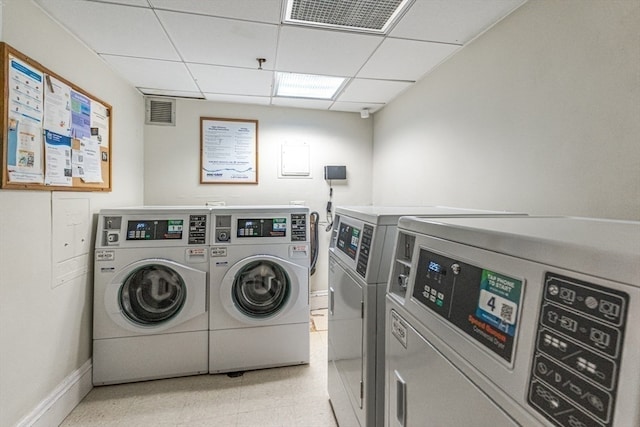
[62, 310, 336, 427]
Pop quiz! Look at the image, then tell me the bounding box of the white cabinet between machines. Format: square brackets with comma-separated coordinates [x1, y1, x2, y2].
[327, 206, 525, 427]
[386, 216, 639, 427]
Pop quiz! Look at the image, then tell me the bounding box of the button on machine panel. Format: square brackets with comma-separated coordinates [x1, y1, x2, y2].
[214, 215, 232, 243]
[188, 214, 208, 244]
[291, 213, 307, 241]
[356, 224, 374, 278]
[527, 273, 629, 427]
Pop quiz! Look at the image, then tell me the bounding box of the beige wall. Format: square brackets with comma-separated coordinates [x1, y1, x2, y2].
[0, 1, 145, 425]
[373, 0, 640, 220]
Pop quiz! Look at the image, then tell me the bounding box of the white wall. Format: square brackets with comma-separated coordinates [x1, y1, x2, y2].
[2, 0, 637, 425]
[0, 1, 145, 426]
[373, 0, 640, 220]
[144, 99, 374, 292]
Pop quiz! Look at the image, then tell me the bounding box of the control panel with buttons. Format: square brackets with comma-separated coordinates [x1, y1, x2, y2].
[527, 273, 629, 427]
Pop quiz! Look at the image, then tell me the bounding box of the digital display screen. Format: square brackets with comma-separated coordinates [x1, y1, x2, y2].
[336, 223, 360, 260]
[126, 220, 183, 240]
[428, 261, 445, 275]
[237, 218, 287, 238]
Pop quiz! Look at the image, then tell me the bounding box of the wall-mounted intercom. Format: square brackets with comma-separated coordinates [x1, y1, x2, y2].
[323, 165, 346, 232]
[324, 165, 346, 180]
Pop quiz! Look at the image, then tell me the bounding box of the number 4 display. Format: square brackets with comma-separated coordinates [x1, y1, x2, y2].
[476, 270, 523, 337]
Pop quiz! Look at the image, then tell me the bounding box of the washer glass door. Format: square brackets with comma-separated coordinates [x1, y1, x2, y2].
[233, 260, 290, 318]
[120, 264, 186, 325]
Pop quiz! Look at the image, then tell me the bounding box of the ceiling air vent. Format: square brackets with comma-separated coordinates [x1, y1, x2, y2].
[145, 97, 175, 126]
[283, 0, 413, 34]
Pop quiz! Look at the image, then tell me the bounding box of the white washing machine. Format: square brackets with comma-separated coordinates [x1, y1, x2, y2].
[386, 216, 640, 427]
[327, 206, 526, 427]
[93, 207, 210, 385]
[209, 206, 310, 374]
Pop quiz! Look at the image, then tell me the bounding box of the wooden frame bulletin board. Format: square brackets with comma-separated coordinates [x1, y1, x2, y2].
[0, 43, 112, 191]
[200, 117, 258, 184]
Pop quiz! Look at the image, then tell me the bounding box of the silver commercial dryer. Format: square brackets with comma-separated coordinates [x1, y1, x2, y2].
[327, 206, 525, 427]
[386, 216, 639, 427]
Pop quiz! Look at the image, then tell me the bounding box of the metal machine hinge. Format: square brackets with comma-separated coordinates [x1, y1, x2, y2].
[360, 380, 364, 400]
[361, 300, 364, 319]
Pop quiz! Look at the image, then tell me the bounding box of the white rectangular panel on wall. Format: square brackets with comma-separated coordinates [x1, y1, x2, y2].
[51, 194, 91, 288]
[280, 142, 311, 177]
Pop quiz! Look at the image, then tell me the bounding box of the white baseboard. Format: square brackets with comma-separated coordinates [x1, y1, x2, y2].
[17, 360, 93, 427]
[310, 290, 328, 310]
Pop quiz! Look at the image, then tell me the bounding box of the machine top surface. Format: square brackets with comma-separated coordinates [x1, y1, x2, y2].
[210, 205, 309, 214]
[99, 205, 212, 215]
[399, 216, 640, 285]
[334, 205, 521, 225]
[100, 205, 311, 215]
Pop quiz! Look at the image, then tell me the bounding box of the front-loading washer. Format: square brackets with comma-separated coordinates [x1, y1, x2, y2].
[386, 216, 639, 426]
[93, 207, 210, 385]
[327, 206, 527, 427]
[209, 206, 310, 373]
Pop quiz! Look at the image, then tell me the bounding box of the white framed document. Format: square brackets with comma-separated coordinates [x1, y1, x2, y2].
[200, 117, 258, 184]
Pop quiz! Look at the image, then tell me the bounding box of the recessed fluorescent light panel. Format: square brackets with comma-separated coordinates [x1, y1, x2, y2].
[274, 72, 346, 99]
[283, 0, 413, 34]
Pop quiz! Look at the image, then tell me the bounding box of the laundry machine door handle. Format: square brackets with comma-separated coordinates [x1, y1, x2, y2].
[329, 287, 335, 315]
[394, 370, 407, 427]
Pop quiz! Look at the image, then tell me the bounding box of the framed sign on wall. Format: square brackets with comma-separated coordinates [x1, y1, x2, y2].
[200, 117, 258, 184]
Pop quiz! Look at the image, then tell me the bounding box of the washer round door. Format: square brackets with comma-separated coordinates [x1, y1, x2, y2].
[120, 263, 186, 325]
[220, 255, 308, 324]
[105, 258, 207, 333]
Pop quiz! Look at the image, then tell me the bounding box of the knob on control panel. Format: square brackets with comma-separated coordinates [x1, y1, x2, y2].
[398, 274, 409, 290]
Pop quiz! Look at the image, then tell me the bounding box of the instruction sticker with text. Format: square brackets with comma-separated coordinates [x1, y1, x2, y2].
[475, 270, 522, 337]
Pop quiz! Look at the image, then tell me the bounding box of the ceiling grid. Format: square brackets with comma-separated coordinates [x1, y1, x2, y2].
[34, 0, 526, 113]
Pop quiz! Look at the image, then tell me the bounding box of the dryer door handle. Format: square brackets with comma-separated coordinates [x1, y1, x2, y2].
[329, 287, 335, 316]
[395, 369, 407, 427]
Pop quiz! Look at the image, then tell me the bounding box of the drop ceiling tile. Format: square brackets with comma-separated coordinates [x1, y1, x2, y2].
[91, 0, 149, 5]
[330, 102, 384, 113]
[34, 0, 524, 113]
[101, 55, 199, 92]
[34, 0, 179, 60]
[358, 38, 460, 81]
[188, 64, 274, 96]
[158, 11, 279, 69]
[337, 79, 412, 104]
[271, 97, 334, 110]
[276, 26, 383, 76]
[150, 0, 283, 24]
[203, 94, 272, 106]
[391, 0, 525, 44]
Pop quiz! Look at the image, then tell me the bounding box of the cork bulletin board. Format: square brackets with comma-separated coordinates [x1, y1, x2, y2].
[0, 42, 112, 191]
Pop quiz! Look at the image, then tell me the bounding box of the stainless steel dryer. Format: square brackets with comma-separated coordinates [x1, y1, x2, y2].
[327, 206, 524, 427]
[386, 216, 639, 427]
